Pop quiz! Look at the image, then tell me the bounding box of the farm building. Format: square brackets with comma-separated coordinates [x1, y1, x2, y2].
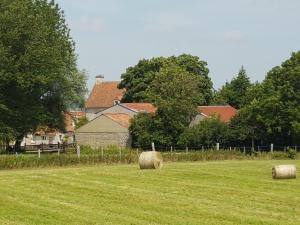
[20, 111, 86, 146]
[75, 113, 132, 148]
[85, 75, 125, 120]
[21, 127, 63, 146]
[75, 103, 237, 148]
[190, 105, 237, 126]
[75, 103, 156, 148]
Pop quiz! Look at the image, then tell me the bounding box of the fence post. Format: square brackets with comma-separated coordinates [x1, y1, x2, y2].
[101, 147, 104, 160]
[58, 148, 60, 156]
[258, 146, 260, 152]
[119, 148, 122, 162]
[186, 147, 188, 153]
[243, 147, 246, 154]
[270, 144, 274, 154]
[38, 148, 41, 159]
[216, 143, 220, 151]
[136, 148, 139, 157]
[171, 146, 173, 153]
[151, 142, 155, 151]
[77, 145, 80, 159]
[202, 146, 204, 151]
[229, 146, 232, 151]
[295, 146, 297, 152]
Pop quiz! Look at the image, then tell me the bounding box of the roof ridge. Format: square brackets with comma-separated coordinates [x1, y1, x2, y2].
[103, 113, 130, 115]
[95, 81, 120, 84]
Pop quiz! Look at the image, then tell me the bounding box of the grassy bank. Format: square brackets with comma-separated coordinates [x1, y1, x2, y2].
[0, 146, 297, 170]
[0, 160, 299, 225]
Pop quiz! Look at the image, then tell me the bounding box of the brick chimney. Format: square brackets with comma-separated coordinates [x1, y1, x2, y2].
[95, 75, 104, 84]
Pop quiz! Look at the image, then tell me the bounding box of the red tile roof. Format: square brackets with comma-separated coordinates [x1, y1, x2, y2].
[85, 82, 125, 109]
[121, 103, 157, 114]
[197, 106, 237, 123]
[34, 126, 59, 136]
[103, 113, 132, 128]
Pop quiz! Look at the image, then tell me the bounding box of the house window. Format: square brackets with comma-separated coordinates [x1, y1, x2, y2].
[42, 136, 47, 140]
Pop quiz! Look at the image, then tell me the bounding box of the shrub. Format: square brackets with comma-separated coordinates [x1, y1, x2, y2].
[287, 149, 297, 159]
[178, 116, 230, 147]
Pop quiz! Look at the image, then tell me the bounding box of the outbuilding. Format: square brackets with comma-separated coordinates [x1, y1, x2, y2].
[75, 113, 132, 148]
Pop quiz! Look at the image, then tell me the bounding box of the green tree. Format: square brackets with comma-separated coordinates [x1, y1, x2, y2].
[129, 63, 205, 147]
[0, 0, 87, 150]
[212, 66, 252, 109]
[229, 52, 300, 146]
[178, 116, 230, 147]
[229, 101, 264, 148]
[254, 52, 300, 145]
[119, 54, 213, 105]
[129, 113, 156, 148]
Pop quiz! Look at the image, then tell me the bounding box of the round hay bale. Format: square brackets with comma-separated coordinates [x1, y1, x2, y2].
[272, 165, 296, 179]
[139, 151, 163, 170]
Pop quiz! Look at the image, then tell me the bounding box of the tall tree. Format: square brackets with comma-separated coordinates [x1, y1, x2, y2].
[229, 52, 300, 146]
[119, 54, 213, 105]
[212, 66, 252, 109]
[0, 0, 87, 149]
[129, 63, 205, 147]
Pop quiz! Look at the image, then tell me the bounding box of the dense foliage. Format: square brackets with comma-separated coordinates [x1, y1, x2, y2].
[178, 116, 230, 147]
[119, 54, 213, 105]
[212, 66, 253, 109]
[229, 52, 300, 146]
[0, 0, 87, 149]
[130, 63, 205, 147]
[130, 51, 300, 148]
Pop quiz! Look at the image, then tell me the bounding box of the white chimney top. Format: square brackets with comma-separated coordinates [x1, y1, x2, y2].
[95, 75, 104, 84]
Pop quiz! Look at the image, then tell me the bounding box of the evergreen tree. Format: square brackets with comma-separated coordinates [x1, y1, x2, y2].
[212, 66, 252, 109]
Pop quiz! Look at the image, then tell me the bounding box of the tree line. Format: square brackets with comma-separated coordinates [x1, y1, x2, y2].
[119, 53, 300, 148]
[0, 0, 299, 151]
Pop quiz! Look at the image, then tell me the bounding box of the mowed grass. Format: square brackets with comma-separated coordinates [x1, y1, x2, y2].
[0, 160, 299, 225]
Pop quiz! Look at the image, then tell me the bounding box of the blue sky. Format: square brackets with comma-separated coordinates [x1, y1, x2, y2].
[56, 0, 300, 91]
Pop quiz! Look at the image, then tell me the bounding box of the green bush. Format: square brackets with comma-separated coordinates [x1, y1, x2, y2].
[287, 149, 297, 159]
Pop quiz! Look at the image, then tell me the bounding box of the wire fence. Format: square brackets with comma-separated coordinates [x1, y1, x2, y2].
[135, 144, 299, 154]
[1, 143, 299, 156]
[0, 143, 76, 154]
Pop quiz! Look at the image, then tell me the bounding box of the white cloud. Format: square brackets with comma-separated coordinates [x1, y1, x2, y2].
[224, 31, 244, 41]
[70, 17, 105, 33]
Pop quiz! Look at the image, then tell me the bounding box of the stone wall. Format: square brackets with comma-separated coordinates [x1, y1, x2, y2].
[75, 132, 132, 148]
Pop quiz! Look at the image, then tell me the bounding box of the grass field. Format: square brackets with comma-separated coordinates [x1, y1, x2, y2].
[0, 160, 299, 225]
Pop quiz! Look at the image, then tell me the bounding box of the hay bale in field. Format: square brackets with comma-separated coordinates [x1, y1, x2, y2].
[272, 165, 296, 179]
[139, 151, 163, 170]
